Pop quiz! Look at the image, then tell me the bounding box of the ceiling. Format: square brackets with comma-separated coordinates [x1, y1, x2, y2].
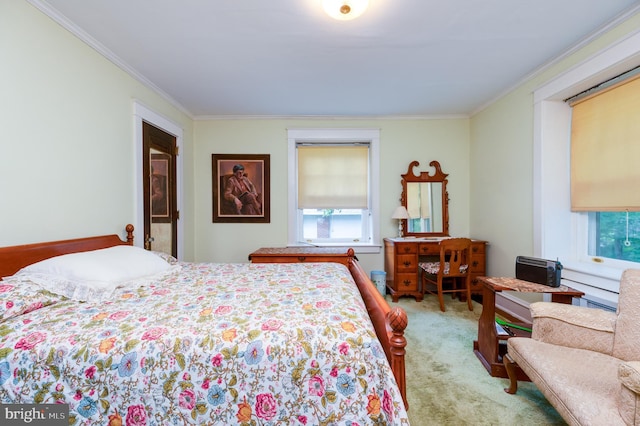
[34, 0, 640, 118]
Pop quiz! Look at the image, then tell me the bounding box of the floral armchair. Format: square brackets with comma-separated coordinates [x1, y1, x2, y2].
[504, 269, 640, 426]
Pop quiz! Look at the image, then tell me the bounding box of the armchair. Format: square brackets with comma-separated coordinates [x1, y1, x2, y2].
[504, 269, 640, 426]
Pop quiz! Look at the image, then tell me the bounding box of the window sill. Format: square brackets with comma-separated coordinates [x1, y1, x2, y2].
[560, 259, 623, 303]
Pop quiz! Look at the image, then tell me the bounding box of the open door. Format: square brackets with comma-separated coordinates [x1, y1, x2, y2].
[143, 121, 178, 257]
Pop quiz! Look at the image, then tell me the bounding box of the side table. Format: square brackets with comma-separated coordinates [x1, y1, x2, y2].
[473, 276, 584, 379]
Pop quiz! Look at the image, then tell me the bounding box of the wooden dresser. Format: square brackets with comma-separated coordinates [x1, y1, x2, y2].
[384, 237, 488, 301]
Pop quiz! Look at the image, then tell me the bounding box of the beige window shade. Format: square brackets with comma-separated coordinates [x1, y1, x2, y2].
[297, 145, 369, 209]
[570, 73, 640, 211]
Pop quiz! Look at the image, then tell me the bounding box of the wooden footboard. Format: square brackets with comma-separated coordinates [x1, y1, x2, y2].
[346, 249, 408, 410]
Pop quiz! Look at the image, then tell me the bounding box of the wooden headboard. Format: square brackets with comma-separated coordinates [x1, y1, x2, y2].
[0, 224, 134, 279]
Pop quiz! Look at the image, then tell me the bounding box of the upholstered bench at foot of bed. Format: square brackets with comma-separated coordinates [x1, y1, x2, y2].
[507, 337, 627, 426]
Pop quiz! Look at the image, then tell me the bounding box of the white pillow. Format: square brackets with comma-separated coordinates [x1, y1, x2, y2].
[9, 245, 179, 302]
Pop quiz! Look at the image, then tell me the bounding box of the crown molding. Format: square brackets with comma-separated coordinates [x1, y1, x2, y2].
[193, 114, 469, 121]
[471, 3, 640, 116]
[28, 0, 194, 119]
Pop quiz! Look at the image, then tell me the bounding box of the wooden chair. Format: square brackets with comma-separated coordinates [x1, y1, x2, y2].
[419, 238, 473, 312]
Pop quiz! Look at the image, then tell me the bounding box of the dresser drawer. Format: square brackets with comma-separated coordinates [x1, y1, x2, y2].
[470, 277, 482, 294]
[396, 254, 418, 272]
[419, 243, 440, 255]
[469, 243, 486, 273]
[470, 242, 486, 256]
[469, 256, 485, 273]
[395, 243, 417, 255]
[395, 273, 419, 292]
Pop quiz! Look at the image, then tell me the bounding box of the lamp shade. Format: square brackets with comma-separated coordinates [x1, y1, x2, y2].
[323, 0, 369, 21]
[391, 206, 410, 219]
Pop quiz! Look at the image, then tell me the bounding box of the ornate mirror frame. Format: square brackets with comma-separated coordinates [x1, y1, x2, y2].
[400, 160, 450, 237]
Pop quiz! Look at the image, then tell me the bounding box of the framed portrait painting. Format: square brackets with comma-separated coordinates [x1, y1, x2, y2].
[212, 154, 270, 223]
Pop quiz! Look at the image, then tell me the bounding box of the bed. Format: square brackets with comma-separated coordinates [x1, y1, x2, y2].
[0, 225, 409, 425]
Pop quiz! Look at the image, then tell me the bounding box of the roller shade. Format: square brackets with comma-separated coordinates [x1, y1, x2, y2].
[570, 73, 640, 211]
[297, 144, 369, 209]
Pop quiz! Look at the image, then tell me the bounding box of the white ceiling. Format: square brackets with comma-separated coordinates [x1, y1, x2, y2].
[34, 0, 640, 118]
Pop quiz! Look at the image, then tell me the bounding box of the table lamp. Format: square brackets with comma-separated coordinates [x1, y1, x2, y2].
[391, 206, 410, 238]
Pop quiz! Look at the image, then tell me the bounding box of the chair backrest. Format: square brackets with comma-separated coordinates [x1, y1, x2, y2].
[438, 238, 472, 277]
[612, 268, 640, 361]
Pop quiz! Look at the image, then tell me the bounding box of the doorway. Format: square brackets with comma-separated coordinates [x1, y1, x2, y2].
[143, 121, 178, 257]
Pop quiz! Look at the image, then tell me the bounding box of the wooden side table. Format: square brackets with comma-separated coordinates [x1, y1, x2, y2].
[473, 276, 584, 379]
[248, 247, 355, 266]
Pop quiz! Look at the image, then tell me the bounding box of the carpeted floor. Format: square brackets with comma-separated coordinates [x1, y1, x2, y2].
[389, 295, 567, 425]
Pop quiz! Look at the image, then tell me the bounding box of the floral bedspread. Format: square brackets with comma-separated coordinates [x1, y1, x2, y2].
[0, 262, 409, 425]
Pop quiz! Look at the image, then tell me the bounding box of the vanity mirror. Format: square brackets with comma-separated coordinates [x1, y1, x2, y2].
[400, 160, 449, 237]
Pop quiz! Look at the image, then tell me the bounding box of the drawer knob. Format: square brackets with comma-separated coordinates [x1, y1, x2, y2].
[403, 280, 411, 287]
[403, 261, 411, 267]
[297, 256, 306, 262]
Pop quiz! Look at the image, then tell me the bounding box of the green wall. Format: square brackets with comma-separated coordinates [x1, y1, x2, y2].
[1, 1, 195, 257]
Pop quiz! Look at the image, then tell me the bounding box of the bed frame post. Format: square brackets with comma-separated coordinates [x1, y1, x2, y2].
[388, 307, 408, 410]
[125, 224, 135, 245]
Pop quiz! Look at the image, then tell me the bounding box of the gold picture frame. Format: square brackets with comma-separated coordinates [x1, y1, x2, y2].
[212, 154, 270, 223]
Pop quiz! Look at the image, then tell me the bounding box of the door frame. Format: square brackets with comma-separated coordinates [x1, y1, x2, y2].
[133, 101, 184, 259]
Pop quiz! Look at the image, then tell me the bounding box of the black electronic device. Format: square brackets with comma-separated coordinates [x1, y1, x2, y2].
[515, 256, 563, 287]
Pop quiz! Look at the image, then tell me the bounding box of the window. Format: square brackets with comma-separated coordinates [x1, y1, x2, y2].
[588, 212, 640, 264]
[569, 69, 640, 267]
[287, 129, 380, 252]
[534, 30, 640, 301]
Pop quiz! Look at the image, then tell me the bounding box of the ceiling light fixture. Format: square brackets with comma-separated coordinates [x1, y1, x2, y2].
[323, 0, 369, 21]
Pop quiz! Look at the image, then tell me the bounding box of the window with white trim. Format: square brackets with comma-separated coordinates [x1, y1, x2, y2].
[534, 31, 640, 301]
[287, 129, 380, 251]
[568, 68, 640, 266]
